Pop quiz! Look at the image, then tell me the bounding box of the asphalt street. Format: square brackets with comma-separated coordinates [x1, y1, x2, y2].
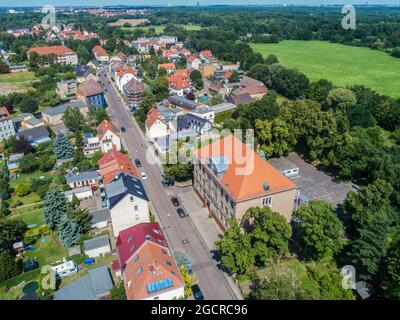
[98, 69, 237, 300]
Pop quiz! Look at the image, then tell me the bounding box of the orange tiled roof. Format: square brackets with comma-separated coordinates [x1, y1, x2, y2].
[200, 50, 213, 57]
[97, 120, 120, 141]
[167, 74, 191, 90]
[92, 45, 108, 57]
[195, 134, 296, 202]
[145, 107, 165, 128]
[124, 241, 184, 300]
[158, 62, 176, 70]
[98, 147, 139, 184]
[27, 45, 76, 56]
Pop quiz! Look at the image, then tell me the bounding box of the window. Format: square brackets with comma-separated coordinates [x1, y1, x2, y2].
[134, 255, 139, 262]
[138, 267, 143, 274]
[134, 205, 138, 211]
[166, 260, 172, 266]
[130, 196, 134, 202]
[263, 196, 272, 207]
[161, 249, 168, 255]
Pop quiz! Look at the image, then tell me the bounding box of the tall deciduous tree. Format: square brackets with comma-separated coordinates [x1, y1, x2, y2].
[293, 200, 344, 261]
[62, 107, 86, 134]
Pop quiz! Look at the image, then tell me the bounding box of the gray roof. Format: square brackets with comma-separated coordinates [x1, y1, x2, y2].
[42, 101, 86, 117]
[54, 265, 113, 300]
[24, 117, 43, 126]
[268, 157, 299, 172]
[208, 102, 237, 114]
[168, 96, 198, 111]
[64, 186, 92, 197]
[11, 113, 32, 123]
[89, 208, 110, 225]
[65, 170, 99, 184]
[83, 236, 110, 251]
[16, 126, 50, 142]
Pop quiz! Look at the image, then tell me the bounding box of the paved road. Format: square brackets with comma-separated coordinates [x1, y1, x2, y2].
[98, 70, 237, 300]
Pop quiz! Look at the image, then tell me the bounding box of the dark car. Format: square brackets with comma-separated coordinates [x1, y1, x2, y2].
[135, 158, 142, 167]
[191, 284, 204, 300]
[23, 260, 39, 272]
[171, 197, 180, 207]
[120, 126, 126, 133]
[177, 208, 186, 218]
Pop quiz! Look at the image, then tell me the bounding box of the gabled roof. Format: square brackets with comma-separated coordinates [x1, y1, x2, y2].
[124, 79, 145, 93]
[78, 80, 104, 97]
[231, 92, 253, 106]
[195, 134, 297, 202]
[54, 265, 113, 300]
[65, 170, 99, 184]
[92, 45, 108, 57]
[89, 208, 111, 225]
[123, 241, 184, 300]
[116, 222, 167, 267]
[168, 96, 198, 111]
[200, 50, 213, 57]
[98, 147, 140, 185]
[187, 54, 199, 63]
[42, 101, 86, 117]
[97, 120, 120, 141]
[145, 107, 165, 128]
[105, 173, 148, 209]
[17, 126, 50, 142]
[84, 235, 110, 251]
[158, 62, 176, 70]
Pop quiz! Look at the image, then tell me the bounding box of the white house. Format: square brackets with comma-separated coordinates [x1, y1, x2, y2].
[187, 55, 201, 70]
[83, 236, 111, 258]
[145, 108, 169, 141]
[97, 120, 121, 152]
[105, 173, 150, 237]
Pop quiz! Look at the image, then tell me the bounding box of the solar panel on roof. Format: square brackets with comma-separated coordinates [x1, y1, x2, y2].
[146, 277, 174, 294]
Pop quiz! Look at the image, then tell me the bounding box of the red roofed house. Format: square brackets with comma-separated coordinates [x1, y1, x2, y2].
[200, 50, 213, 59]
[27, 46, 78, 65]
[98, 147, 139, 185]
[187, 54, 201, 70]
[115, 222, 185, 300]
[193, 134, 298, 230]
[145, 108, 169, 140]
[167, 73, 191, 97]
[115, 65, 137, 92]
[97, 120, 121, 152]
[158, 62, 176, 75]
[77, 79, 107, 110]
[92, 45, 109, 63]
[232, 75, 268, 100]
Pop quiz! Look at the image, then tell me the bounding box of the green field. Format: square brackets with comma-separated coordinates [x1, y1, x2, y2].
[251, 40, 400, 98]
[0, 71, 34, 84]
[121, 24, 203, 34]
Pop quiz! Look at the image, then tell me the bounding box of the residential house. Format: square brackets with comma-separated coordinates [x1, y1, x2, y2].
[65, 170, 99, 189]
[0, 106, 15, 142]
[187, 54, 201, 70]
[199, 50, 213, 63]
[193, 134, 298, 229]
[172, 113, 212, 136]
[167, 72, 191, 97]
[83, 134, 101, 156]
[98, 147, 140, 185]
[115, 65, 137, 92]
[158, 62, 176, 75]
[114, 222, 184, 300]
[232, 75, 268, 100]
[168, 96, 198, 111]
[56, 79, 77, 100]
[83, 236, 111, 258]
[92, 45, 109, 63]
[42, 101, 88, 126]
[64, 186, 93, 201]
[145, 108, 169, 141]
[54, 265, 113, 300]
[77, 80, 107, 110]
[16, 126, 51, 146]
[97, 120, 122, 152]
[105, 173, 149, 237]
[27, 46, 78, 65]
[76, 66, 97, 83]
[230, 92, 253, 106]
[123, 79, 145, 109]
[89, 208, 111, 230]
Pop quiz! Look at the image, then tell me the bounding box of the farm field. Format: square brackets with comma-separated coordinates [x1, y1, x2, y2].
[121, 24, 203, 34]
[251, 40, 400, 98]
[108, 18, 150, 27]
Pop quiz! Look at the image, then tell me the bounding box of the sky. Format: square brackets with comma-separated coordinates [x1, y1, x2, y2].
[0, 1, 399, 7]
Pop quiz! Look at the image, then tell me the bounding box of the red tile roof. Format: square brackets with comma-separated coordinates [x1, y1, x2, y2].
[92, 45, 108, 57]
[77, 80, 103, 97]
[98, 146, 139, 184]
[158, 62, 176, 71]
[97, 120, 120, 141]
[187, 54, 199, 63]
[200, 50, 213, 57]
[116, 222, 167, 268]
[195, 134, 297, 202]
[145, 107, 165, 128]
[27, 45, 76, 57]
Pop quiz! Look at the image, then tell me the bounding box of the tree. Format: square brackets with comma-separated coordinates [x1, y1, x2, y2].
[54, 133, 73, 160]
[383, 228, 400, 299]
[228, 70, 240, 83]
[343, 179, 393, 233]
[58, 216, 81, 248]
[68, 207, 91, 234]
[0, 220, 26, 252]
[15, 182, 31, 197]
[326, 88, 357, 112]
[152, 76, 169, 101]
[190, 69, 203, 90]
[216, 219, 255, 275]
[293, 200, 344, 261]
[110, 281, 127, 300]
[0, 251, 21, 282]
[163, 163, 193, 182]
[62, 107, 86, 134]
[43, 186, 69, 229]
[264, 54, 279, 65]
[0, 60, 10, 74]
[18, 153, 37, 173]
[180, 265, 196, 297]
[18, 97, 38, 113]
[242, 207, 292, 263]
[306, 79, 333, 104]
[347, 219, 389, 285]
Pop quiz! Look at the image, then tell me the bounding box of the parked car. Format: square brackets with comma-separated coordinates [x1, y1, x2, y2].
[141, 172, 147, 180]
[162, 178, 172, 187]
[120, 126, 126, 133]
[141, 143, 148, 148]
[135, 159, 142, 167]
[177, 208, 186, 218]
[191, 284, 204, 300]
[23, 260, 39, 272]
[171, 196, 180, 207]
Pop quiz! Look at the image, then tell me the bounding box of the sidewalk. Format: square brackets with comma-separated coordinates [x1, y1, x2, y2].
[175, 186, 244, 300]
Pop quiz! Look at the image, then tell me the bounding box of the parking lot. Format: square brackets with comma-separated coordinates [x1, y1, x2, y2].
[285, 152, 354, 207]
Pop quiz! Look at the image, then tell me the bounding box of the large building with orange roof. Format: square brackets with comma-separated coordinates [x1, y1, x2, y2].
[98, 147, 139, 185]
[116, 222, 184, 300]
[27, 45, 78, 65]
[193, 134, 298, 229]
[92, 45, 109, 63]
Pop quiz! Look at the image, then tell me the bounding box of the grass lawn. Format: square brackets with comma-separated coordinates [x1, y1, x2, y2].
[122, 24, 203, 34]
[24, 233, 68, 267]
[251, 40, 400, 98]
[0, 71, 35, 84]
[7, 208, 45, 226]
